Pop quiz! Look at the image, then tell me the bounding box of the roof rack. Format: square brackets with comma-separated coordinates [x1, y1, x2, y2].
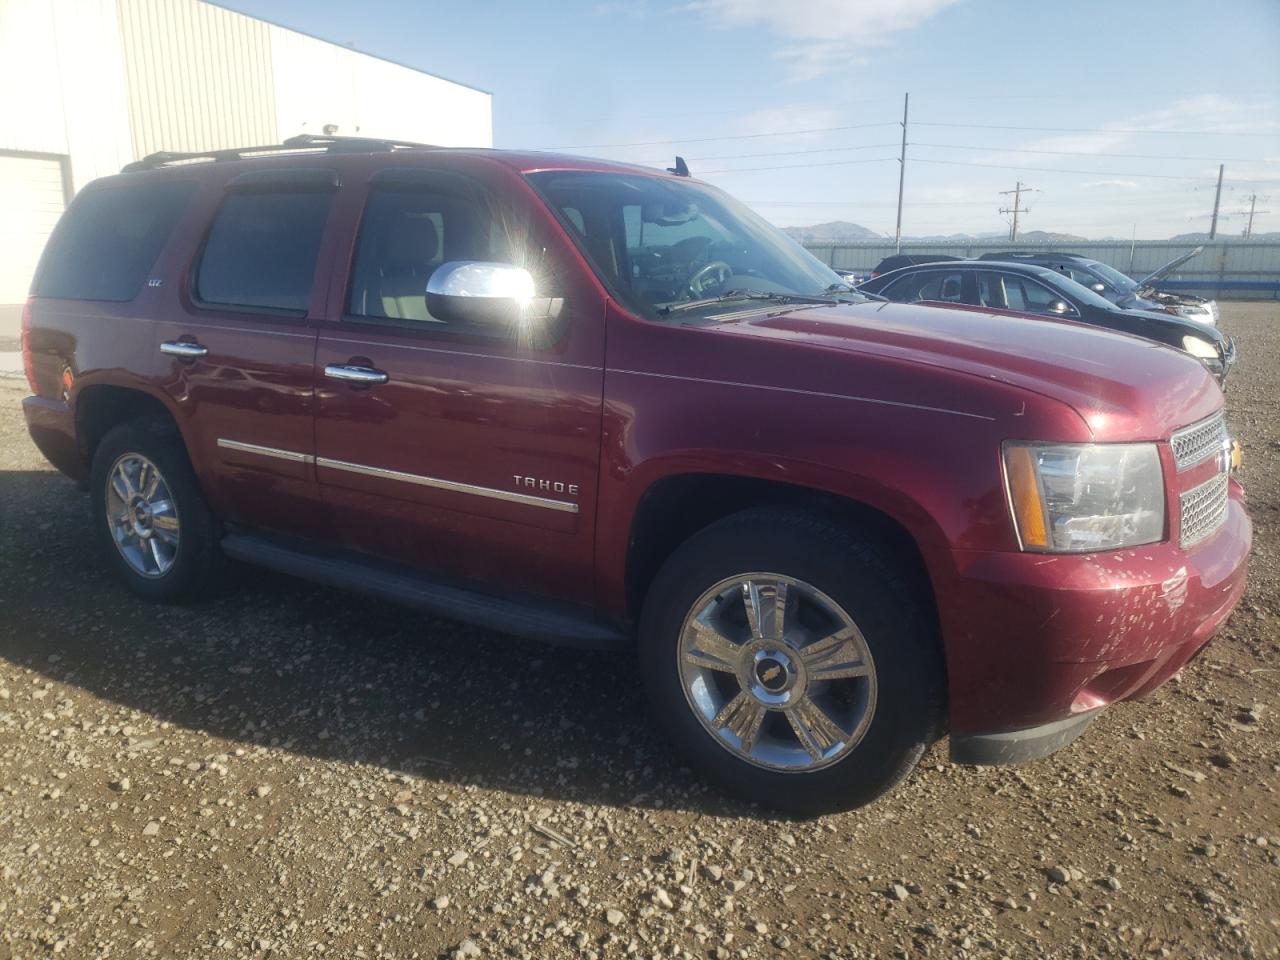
[121, 133, 439, 172]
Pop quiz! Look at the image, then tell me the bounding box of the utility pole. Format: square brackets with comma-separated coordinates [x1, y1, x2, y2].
[1208, 164, 1224, 239]
[999, 181, 1035, 242]
[1239, 193, 1270, 238]
[894, 92, 909, 253]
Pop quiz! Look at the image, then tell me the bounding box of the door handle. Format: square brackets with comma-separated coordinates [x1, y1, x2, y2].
[160, 340, 208, 359]
[324, 363, 389, 385]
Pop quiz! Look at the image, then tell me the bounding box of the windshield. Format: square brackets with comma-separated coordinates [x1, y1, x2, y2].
[1083, 259, 1138, 293]
[526, 171, 860, 319]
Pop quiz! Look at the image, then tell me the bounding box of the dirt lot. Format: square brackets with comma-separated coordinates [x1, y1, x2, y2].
[1, 302, 1278, 960]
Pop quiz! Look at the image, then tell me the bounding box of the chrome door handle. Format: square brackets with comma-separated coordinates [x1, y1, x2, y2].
[160, 340, 208, 359]
[324, 363, 389, 385]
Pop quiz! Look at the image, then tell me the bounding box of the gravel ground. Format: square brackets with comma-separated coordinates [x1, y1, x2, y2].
[1, 302, 1278, 960]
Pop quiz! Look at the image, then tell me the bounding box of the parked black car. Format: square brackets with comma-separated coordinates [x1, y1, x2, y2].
[859, 260, 1235, 384]
[869, 253, 959, 278]
[976, 248, 1218, 326]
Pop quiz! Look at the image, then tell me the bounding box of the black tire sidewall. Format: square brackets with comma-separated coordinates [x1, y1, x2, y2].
[639, 508, 944, 816]
[90, 419, 217, 601]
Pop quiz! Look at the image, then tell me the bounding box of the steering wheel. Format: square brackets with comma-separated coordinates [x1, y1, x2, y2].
[687, 260, 733, 298]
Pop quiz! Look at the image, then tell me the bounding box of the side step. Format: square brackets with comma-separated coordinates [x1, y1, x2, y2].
[221, 532, 628, 651]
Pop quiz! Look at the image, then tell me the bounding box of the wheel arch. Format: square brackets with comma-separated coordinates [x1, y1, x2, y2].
[622, 472, 943, 636]
[74, 383, 186, 471]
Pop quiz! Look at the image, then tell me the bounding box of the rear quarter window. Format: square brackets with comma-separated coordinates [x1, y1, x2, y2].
[35, 180, 196, 302]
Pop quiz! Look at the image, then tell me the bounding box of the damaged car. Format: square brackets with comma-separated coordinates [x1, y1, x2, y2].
[978, 247, 1218, 326]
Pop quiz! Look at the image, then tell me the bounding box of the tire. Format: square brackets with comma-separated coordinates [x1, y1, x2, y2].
[90, 417, 221, 602]
[638, 507, 945, 816]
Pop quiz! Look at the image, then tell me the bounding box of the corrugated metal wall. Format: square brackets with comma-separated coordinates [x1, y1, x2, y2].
[803, 240, 1280, 299]
[0, 0, 135, 191]
[116, 0, 278, 157]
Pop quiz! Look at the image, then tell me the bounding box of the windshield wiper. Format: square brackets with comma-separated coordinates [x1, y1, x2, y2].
[661, 289, 850, 316]
[825, 282, 885, 303]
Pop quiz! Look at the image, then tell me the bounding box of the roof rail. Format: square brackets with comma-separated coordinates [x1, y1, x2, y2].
[121, 134, 439, 172]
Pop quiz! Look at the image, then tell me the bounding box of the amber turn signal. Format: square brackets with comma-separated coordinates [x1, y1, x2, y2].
[1003, 444, 1050, 549]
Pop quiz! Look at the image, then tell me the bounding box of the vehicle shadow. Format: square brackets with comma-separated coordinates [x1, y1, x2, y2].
[0, 468, 754, 818]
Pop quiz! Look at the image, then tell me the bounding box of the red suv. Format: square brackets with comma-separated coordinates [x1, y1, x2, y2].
[21, 137, 1251, 814]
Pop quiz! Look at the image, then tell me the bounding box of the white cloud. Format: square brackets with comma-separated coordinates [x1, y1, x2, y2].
[1080, 179, 1139, 189]
[689, 0, 964, 80]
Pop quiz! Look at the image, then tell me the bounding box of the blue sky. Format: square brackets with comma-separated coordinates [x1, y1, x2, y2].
[221, 0, 1280, 239]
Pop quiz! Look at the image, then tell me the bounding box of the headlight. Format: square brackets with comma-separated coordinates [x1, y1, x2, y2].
[1003, 442, 1165, 552]
[1182, 335, 1219, 359]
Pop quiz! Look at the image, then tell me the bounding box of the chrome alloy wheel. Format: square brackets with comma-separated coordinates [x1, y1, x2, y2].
[678, 574, 878, 772]
[104, 453, 180, 578]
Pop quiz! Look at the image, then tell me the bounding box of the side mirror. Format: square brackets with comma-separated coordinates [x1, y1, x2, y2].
[426, 261, 539, 327]
[1047, 300, 1072, 316]
[1090, 282, 1106, 293]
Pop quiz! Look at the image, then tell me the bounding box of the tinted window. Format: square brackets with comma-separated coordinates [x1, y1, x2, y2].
[880, 270, 966, 303]
[348, 173, 556, 335]
[195, 190, 332, 314]
[36, 181, 196, 302]
[980, 272, 1076, 316]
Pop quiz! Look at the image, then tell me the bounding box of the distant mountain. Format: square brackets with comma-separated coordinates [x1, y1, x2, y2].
[783, 220, 884, 242]
[1172, 231, 1280, 241]
[783, 222, 1091, 244]
[1012, 230, 1089, 243]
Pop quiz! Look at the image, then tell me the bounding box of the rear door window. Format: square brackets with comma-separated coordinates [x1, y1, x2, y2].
[195, 189, 333, 315]
[881, 270, 966, 303]
[35, 180, 196, 302]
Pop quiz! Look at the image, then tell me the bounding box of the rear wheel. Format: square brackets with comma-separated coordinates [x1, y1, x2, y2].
[639, 508, 944, 815]
[90, 418, 220, 601]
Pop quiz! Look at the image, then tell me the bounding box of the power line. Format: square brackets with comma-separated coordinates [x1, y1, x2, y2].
[618, 139, 1276, 170]
[634, 142, 900, 165]
[913, 121, 1280, 137]
[910, 157, 1280, 184]
[910, 142, 1268, 163]
[743, 195, 1209, 208]
[541, 119, 1280, 152]
[537, 121, 898, 150]
[698, 157, 899, 175]
[503, 90, 1280, 129]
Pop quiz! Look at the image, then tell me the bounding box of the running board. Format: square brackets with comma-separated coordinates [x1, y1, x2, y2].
[221, 532, 627, 651]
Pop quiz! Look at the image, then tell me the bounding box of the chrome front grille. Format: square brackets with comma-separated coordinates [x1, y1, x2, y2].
[1180, 471, 1230, 548]
[1170, 412, 1228, 472]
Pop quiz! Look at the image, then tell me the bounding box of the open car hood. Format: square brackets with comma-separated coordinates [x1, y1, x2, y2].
[1139, 245, 1203, 286]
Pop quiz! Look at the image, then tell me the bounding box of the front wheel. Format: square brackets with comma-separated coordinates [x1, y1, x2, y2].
[639, 508, 945, 816]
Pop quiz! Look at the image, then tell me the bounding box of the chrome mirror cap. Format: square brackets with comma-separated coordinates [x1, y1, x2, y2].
[425, 261, 540, 328]
[426, 261, 535, 301]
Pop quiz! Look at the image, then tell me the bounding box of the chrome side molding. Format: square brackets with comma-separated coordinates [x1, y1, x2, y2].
[216, 438, 314, 463]
[215, 440, 579, 514]
[314, 457, 580, 513]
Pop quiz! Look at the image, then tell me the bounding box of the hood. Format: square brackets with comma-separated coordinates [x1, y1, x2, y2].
[1139, 245, 1203, 286]
[714, 300, 1222, 440]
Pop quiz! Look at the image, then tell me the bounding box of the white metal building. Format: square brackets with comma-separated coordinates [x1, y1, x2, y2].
[0, 0, 493, 336]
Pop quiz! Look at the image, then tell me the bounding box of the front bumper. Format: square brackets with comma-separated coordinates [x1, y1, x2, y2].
[939, 487, 1250, 763]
